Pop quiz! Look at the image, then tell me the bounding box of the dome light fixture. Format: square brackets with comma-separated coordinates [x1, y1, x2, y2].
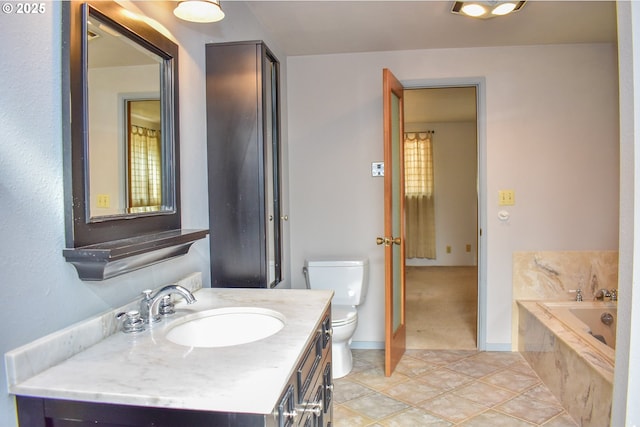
[174, 0, 225, 23]
[451, 1, 526, 19]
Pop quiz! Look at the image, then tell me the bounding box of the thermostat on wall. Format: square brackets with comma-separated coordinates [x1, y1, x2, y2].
[371, 162, 384, 177]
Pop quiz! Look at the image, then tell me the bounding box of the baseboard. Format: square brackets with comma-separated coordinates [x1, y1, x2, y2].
[351, 341, 384, 350]
[484, 343, 512, 352]
[351, 341, 512, 351]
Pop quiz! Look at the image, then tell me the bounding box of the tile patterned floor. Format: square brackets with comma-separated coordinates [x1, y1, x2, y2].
[333, 350, 579, 426]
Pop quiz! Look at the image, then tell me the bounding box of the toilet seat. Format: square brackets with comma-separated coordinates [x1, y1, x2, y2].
[332, 305, 357, 327]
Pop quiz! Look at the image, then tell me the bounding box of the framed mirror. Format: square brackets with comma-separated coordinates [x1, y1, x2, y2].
[62, 1, 207, 280]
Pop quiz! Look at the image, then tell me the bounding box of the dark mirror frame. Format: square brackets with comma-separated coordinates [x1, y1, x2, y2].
[62, 1, 208, 281]
[65, 0, 180, 245]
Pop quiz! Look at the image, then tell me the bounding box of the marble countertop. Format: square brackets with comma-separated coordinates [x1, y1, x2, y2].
[6, 283, 333, 415]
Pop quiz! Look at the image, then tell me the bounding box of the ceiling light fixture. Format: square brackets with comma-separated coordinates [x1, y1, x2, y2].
[451, 1, 526, 19]
[174, 0, 225, 23]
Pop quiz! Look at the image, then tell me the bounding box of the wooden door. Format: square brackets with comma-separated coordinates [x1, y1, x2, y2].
[381, 68, 406, 376]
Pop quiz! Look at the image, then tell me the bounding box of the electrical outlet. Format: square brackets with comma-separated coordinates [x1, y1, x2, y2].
[498, 190, 515, 206]
[466, 244, 472, 252]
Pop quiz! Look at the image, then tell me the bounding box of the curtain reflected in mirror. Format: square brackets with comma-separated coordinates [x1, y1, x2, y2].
[127, 100, 162, 213]
[404, 131, 436, 259]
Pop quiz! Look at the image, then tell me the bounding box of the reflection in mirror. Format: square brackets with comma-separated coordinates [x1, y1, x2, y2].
[86, 12, 172, 220]
[126, 99, 162, 213]
[62, 1, 209, 280]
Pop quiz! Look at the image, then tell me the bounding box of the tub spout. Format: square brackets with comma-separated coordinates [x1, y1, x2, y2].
[594, 288, 611, 301]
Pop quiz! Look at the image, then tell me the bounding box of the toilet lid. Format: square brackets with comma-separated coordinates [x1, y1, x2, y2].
[332, 305, 357, 327]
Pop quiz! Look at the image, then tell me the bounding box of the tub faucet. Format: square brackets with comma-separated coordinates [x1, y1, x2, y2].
[569, 289, 583, 302]
[594, 288, 611, 301]
[140, 284, 196, 323]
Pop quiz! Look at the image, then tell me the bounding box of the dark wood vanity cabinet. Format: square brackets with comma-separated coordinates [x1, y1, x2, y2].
[276, 307, 333, 427]
[206, 41, 283, 289]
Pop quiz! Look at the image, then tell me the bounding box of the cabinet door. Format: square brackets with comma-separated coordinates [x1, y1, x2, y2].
[206, 41, 282, 288]
[263, 48, 282, 288]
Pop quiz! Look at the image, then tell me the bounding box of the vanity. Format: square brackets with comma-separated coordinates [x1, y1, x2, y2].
[6, 279, 334, 426]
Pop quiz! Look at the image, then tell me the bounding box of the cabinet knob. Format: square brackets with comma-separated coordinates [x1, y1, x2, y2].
[325, 327, 333, 340]
[281, 215, 289, 221]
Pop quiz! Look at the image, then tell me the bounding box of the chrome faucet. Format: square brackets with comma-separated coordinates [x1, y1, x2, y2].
[594, 288, 611, 301]
[140, 284, 196, 323]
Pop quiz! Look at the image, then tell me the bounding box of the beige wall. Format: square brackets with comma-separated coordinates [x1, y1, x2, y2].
[286, 43, 620, 349]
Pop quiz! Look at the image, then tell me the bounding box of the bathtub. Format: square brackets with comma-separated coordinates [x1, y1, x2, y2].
[542, 301, 616, 359]
[517, 300, 615, 427]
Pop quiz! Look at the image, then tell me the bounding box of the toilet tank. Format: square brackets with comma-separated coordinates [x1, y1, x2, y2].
[304, 258, 369, 306]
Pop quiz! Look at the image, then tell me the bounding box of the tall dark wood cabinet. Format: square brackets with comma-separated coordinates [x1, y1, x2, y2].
[206, 41, 282, 288]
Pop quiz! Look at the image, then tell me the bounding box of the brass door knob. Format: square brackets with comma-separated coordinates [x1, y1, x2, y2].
[377, 237, 400, 246]
[376, 237, 388, 246]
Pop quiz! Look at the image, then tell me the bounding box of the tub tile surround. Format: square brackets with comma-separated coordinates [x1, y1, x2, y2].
[513, 251, 618, 301]
[511, 251, 618, 349]
[5, 272, 203, 387]
[518, 301, 612, 427]
[511, 251, 617, 426]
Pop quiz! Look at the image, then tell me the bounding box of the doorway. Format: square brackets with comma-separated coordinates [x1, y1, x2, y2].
[403, 86, 479, 350]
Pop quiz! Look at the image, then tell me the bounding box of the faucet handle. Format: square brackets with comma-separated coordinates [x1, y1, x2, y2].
[116, 310, 145, 333]
[568, 289, 583, 302]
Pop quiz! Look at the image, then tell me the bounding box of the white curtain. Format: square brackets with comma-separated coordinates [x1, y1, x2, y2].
[128, 125, 161, 211]
[404, 131, 436, 259]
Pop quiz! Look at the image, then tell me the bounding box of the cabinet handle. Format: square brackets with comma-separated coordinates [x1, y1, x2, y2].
[298, 402, 322, 417]
[281, 215, 289, 221]
[282, 409, 298, 423]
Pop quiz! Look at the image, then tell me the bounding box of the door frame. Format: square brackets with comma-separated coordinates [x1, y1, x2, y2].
[401, 76, 487, 350]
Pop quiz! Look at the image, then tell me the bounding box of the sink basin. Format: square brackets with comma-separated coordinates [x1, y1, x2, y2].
[165, 307, 285, 348]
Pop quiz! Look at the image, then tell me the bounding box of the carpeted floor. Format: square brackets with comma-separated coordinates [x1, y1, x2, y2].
[405, 266, 478, 349]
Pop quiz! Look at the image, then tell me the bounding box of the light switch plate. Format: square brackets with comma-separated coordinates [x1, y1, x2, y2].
[371, 162, 384, 177]
[498, 190, 515, 206]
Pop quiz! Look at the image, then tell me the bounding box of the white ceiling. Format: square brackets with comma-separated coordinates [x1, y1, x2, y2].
[238, 1, 617, 123]
[242, 1, 617, 57]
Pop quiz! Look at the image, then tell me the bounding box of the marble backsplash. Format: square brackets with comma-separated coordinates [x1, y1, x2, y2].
[5, 272, 202, 388]
[511, 251, 618, 349]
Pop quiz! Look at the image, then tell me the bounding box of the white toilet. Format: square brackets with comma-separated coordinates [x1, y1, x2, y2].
[304, 258, 369, 378]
